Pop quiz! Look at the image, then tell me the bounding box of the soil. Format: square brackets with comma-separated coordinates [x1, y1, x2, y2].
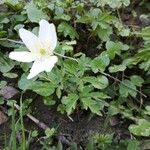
[0, 95, 130, 150]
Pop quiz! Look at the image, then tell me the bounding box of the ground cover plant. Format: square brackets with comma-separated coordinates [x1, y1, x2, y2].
[0, 0, 150, 149]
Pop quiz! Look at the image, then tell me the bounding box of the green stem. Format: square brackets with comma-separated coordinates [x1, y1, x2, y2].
[20, 97, 26, 150]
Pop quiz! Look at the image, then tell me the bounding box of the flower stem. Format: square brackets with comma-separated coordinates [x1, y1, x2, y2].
[54, 52, 78, 62]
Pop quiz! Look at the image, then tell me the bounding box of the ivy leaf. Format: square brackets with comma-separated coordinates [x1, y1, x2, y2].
[62, 93, 79, 115]
[130, 75, 144, 87]
[58, 22, 79, 39]
[26, 2, 48, 23]
[129, 119, 150, 137]
[91, 51, 110, 73]
[109, 64, 126, 73]
[119, 80, 137, 98]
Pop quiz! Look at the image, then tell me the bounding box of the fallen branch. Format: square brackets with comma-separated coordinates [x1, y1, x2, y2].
[14, 103, 48, 130]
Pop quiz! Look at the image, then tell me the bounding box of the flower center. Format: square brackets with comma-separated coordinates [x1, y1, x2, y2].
[40, 48, 46, 55]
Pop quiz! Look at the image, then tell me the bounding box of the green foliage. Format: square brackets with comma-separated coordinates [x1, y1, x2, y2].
[0, 0, 150, 149]
[119, 80, 137, 98]
[92, 133, 113, 149]
[26, 2, 49, 23]
[62, 93, 79, 115]
[91, 51, 110, 72]
[129, 119, 150, 137]
[58, 22, 79, 39]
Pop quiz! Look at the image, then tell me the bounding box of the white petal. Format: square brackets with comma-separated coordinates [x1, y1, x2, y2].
[44, 56, 58, 72]
[27, 60, 45, 79]
[27, 56, 58, 79]
[39, 20, 57, 52]
[19, 28, 42, 53]
[9, 51, 37, 62]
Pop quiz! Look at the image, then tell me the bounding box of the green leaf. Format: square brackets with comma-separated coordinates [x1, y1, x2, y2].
[31, 130, 38, 137]
[0, 97, 4, 105]
[81, 98, 101, 115]
[63, 60, 78, 75]
[4, 0, 23, 11]
[31, 82, 56, 97]
[130, 75, 144, 87]
[26, 2, 49, 23]
[91, 51, 110, 73]
[18, 74, 34, 91]
[58, 22, 79, 39]
[56, 141, 63, 150]
[83, 75, 109, 89]
[119, 80, 137, 98]
[3, 72, 18, 78]
[62, 93, 79, 115]
[96, 26, 112, 41]
[144, 105, 150, 116]
[127, 140, 140, 150]
[0, 80, 7, 89]
[106, 41, 129, 59]
[109, 64, 126, 73]
[0, 52, 15, 73]
[119, 28, 130, 37]
[45, 128, 55, 138]
[43, 96, 56, 106]
[67, 143, 78, 150]
[129, 119, 150, 137]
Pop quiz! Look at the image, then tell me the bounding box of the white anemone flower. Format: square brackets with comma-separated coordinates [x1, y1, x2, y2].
[9, 19, 58, 79]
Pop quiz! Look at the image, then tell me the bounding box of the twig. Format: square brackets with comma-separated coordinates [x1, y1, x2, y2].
[101, 72, 147, 98]
[13, 103, 48, 130]
[54, 52, 78, 62]
[0, 38, 23, 44]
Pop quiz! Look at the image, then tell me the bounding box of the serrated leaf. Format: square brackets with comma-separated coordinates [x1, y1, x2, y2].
[58, 22, 79, 39]
[63, 60, 78, 75]
[129, 119, 150, 137]
[62, 93, 79, 115]
[83, 75, 109, 89]
[96, 26, 112, 41]
[106, 41, 129, 59]
[119, 80, 137, 98]
[109, 64, 126, 73]
[91, 51, 110, 73]
[130, 75, 144, 87]
[81, 98, 101, 115]
[31, 82, 56, 97]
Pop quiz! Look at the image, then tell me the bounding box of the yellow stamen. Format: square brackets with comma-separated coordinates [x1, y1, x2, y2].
[40, 48, 46, 55]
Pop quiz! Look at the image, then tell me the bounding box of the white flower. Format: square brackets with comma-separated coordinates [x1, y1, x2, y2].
[9, 19, 58, 79]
